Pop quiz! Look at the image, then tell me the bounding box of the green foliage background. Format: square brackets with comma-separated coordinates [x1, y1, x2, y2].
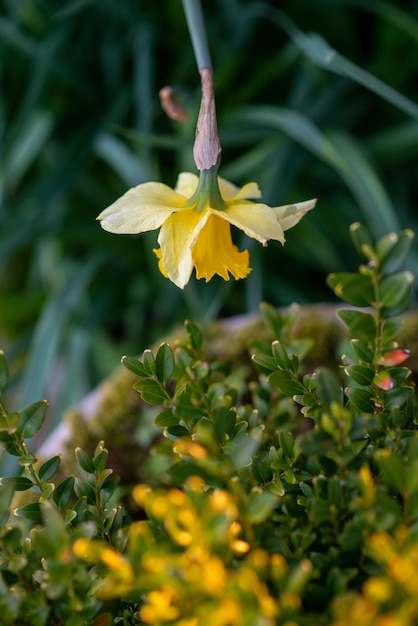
[1, 0, 417, 425]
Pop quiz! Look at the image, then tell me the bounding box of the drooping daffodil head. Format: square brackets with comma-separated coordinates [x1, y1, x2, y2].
[97, 170, 316, 289]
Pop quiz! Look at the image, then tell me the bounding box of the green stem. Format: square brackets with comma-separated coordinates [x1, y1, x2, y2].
[0, 399, 8, 417]
[181, 0, 212, 70]
[186, 168, 227, 211]
[371, 270, 385, 411]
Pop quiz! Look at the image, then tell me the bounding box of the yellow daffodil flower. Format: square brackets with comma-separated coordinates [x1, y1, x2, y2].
[97, 170, 316, 289]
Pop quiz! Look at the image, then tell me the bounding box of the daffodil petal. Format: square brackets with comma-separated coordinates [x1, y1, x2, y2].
[217, 176, 241, 200]
[220, 202, 285, 245]
[174, 172, 199, 198]
[192, 214, 251, 282]
[98, 182, 186, 234]
[274, 198, 317, 231]
[218, 178, 262, 201]
[233, 182, 262, 200]
[158, 209, 205, 289]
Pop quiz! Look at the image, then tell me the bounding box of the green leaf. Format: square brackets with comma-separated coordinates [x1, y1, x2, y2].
[349, 222, 374, 259]
[350, 339, 374, 363]
[166, 425, 190, 438]
[75, 447, 95, 474]
[39, 455, 62, 481]
[53, 475, 75, 508]
[142, 349, 157, 376]
[381, 319, 404, 345]
[268, 370, 304, 395]
[327, 272, 374, 307]
[225, 427, 263, 469]
[3, 441, 22, 457]
[121, 355, 148, 377]
[378, 229, 415, 274]
[337, 309, 376, 340]
[316, 367, 344, 405]
[252, 459, 273, 484]
[18, 453, 37, 466]
[251, 353, 277, 371]
[271, 340, 290, 369]
[213, 407, 236, 443]
[174, 393, 200, 421]
[17, 400, 48, 439]
[247, 488, 278, 524]
[40, 482, 55, 499]
[0, 476, 33, 491]
[133, 379, 169, 405]
[379, 271, 413, 309]
[99, 476, 120, 502]
[185, 319, 203, 351]
[327, 477, 342, 507]
[269, 476, 285, 496]
[74, 478, 97, 505]
[14, 502, 42, 522]
[385, 386, 414, 411]
[154, 409, 179, 428]
[155, 343, 175, 384]
[0, 411, 19, 435]
[0, 350, 9, 393]
[344, 364, 374, 386]
[346, 388, 375, 413]
[279, 431, 295, 460]
[93, 450, 109, 473]
[376, 450, 405, 491]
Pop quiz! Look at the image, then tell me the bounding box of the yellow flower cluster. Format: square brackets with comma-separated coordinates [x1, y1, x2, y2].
[331, 526, 418, 626]
[73, 477, 304, 625]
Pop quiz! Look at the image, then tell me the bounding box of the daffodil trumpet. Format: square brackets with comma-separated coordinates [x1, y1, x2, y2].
[97, 170, 316, 289]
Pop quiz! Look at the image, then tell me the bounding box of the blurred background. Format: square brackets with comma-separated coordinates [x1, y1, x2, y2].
[1, 0, 418, 433]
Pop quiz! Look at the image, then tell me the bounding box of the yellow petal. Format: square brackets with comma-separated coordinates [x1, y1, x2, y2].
[153, 248, 168, 278]
[217, 176, 241, 200]
[233, 181, 262, 200]
[174, 172, 199, 198]
[220, 202, 285, 245]
[218, 177, 262, 201]
[157, 209, 204, 288]
[274, 198, 317, 231]
[97, 182, 186, 234]
[192, 214, 251, 282]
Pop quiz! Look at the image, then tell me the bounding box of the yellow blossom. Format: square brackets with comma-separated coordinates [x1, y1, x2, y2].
[97, 170, 316, 288]
[140, 586, 180, 623]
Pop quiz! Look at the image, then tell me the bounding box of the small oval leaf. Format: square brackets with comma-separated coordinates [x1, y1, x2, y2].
[17, 400, 49, 440]
[155, 343, 175, 384]
[39, 455, 62, 482]
[75, 447, 95, 474]
[0, 476, 34, 491]
[121, 355, 148, 377]
[133, 379, 169, 405]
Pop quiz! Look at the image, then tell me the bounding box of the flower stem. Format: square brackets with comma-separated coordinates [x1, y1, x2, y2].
[182, 0, 221, 172]
[181, 0, 212, 70]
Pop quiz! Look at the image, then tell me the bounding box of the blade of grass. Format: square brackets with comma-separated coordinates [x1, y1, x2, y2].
[19, 255, 102, 407]
[94, 132, 150, 186]
[231, 106, 399, 236]
[247, 5, 418, 122]
[1, 110, 53, 191]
